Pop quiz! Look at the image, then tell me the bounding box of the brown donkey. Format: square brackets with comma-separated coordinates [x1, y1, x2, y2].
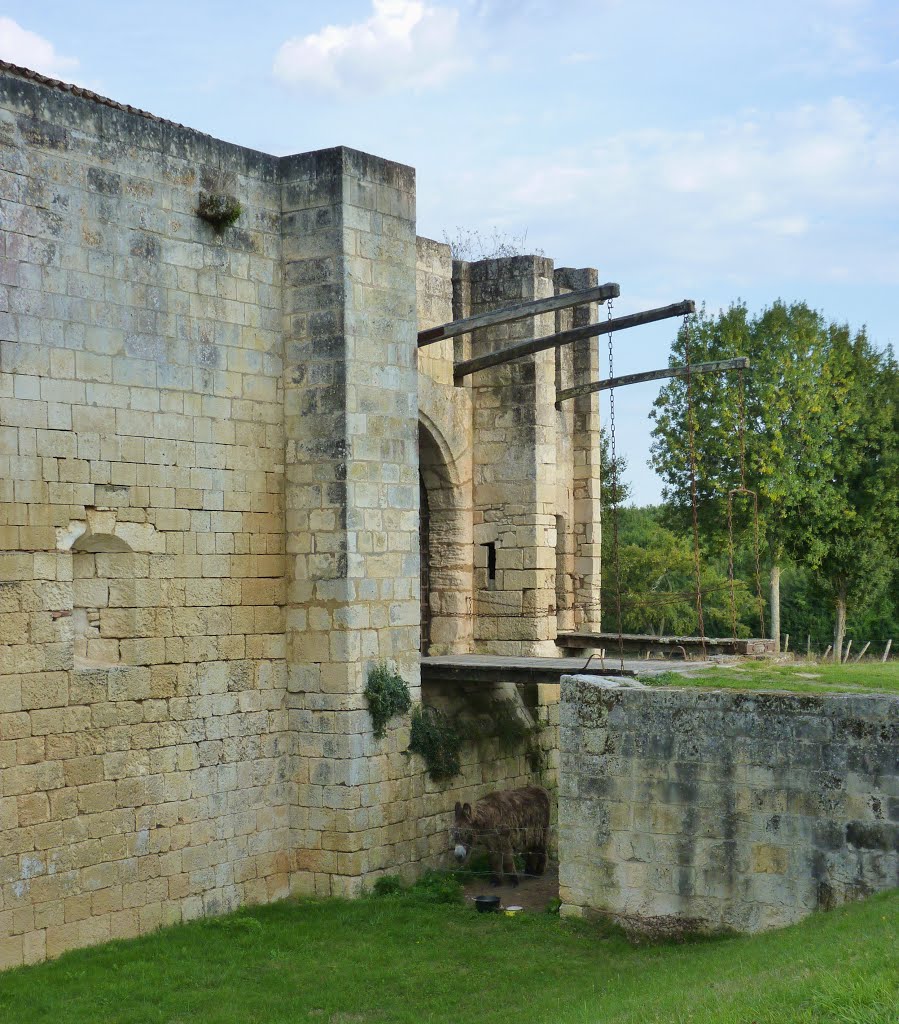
[452, 786, 550, 886]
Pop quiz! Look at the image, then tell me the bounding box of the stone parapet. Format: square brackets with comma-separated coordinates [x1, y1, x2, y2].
[558, 677, 899, 933]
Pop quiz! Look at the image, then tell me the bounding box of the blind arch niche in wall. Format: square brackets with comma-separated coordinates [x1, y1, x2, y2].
[72, 532, 135, 670]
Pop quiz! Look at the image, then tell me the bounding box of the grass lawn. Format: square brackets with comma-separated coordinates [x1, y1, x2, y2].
[0, 885, 896, 1024]
[644, 659, 899, 695]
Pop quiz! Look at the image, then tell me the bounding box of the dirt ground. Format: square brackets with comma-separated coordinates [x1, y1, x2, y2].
[461, 862, 559, 913]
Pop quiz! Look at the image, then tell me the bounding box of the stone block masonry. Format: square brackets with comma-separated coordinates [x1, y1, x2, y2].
[0, 59, 578, 966]
[281, 147, 422, 897]
[0, 69, 292, 968]
[0, 64, 430, 964]
[558, 677, 899, 933]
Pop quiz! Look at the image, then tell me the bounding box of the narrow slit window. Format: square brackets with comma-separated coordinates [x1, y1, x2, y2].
[482, 541, 497, 581]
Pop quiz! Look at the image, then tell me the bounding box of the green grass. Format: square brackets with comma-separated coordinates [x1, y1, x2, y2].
[644, 659, 899, 695]
[0, 887, 897, 1023]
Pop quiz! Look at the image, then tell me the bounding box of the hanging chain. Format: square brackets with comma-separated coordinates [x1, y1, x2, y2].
[737, 366, 748, 490]
[726, 366, 766, 640]
[682, 315, 707, 658]
[606, 299, 625, 670]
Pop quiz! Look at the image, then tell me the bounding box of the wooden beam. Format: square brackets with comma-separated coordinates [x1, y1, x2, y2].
[453, 300, 695, 380]
[418, 282, 620, 348]
[555, 356, 750, 405]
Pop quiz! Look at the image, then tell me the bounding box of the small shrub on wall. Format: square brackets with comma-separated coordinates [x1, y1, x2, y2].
[408, 704, 463, 782]
[364, 663, 412, 739]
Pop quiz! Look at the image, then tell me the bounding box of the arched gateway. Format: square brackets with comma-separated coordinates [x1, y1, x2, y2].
[418, 419, 473, 656]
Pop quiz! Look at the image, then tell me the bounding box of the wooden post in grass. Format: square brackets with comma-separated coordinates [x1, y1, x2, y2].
[853, 641, 871, 663]
[784, 634, 790, 653]
[843, 639, 852, 664]
[822, 644, 832, 663]
[806, 635, 811, 658]
[882, 639, 893, 663]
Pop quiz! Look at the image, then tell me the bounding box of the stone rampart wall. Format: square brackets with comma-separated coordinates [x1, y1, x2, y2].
[0, 74, 290, 968]
[559, 677, 899, 933]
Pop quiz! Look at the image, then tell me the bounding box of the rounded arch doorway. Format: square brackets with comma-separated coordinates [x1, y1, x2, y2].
[418, 419, 472, 656]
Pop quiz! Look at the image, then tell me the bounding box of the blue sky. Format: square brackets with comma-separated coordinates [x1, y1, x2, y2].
[3, 1, 898, 502]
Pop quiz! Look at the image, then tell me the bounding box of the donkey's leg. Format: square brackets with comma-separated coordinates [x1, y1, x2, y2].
[488, 848, 503, 886]
[502, 842, 519, 887]
[533, 827, 548, 875]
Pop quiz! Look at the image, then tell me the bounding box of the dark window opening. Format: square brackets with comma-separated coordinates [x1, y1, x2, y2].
[482, 541, 497, 581]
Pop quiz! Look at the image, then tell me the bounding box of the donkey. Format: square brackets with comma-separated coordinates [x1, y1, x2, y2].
[452, 785, 550, 886]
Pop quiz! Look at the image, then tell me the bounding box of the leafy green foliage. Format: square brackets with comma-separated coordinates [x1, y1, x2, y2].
[601, 505, 759, 637]
[650, 302, 831, 551]
[649, 301, 899, 647]
[408, 704, 462, 782]
[408, 871, 465, 904]
[407, 695, 544, 785]
[364, 663, 412, 739]
[370, 874, 403, 896]
[1, 888, 896, 1023]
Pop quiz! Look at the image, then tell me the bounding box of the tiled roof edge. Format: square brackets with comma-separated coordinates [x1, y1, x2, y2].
[0, 59, 207, 136]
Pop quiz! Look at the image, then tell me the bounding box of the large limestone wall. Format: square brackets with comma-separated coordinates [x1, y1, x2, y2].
[0, 63, 594, 966]
[468, 257, 558, 656]
[0, 73, 289, 967]
[559, 677, 899, 933]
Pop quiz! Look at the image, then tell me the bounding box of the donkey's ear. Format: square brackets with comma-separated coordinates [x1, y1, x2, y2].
[462, 803, 472, 816]
[454, 802, 463, 817]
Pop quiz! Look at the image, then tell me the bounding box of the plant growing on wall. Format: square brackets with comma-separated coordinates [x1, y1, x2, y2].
[408, 704, 463, 782]
[407, 695, 546, 784]
[364, 663, 412, 739]
[197, 191, 242, 232]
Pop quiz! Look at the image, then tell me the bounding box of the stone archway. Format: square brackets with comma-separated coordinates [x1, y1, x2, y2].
[418, 419, 472, 656]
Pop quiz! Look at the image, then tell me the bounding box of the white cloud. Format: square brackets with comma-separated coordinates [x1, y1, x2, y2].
[273, 0, 467, 96]
[431, 98, 899, 287]
[0, 17, 79, 80]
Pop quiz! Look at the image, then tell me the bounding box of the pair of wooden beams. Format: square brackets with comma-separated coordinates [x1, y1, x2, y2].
[419, 285, 748, 393]
[453, 299, 695, 381]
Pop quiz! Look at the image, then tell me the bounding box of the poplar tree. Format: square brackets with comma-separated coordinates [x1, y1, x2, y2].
[810, 331, 898, 659]
[648, 301, 867, 649]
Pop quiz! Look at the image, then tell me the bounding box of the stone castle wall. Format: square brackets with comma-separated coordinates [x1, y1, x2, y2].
[0, 72, 291, 967]
[559, 677, 899, 933]
[0, 67, 555, 967]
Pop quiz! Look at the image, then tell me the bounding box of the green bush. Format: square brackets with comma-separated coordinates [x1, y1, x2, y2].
[371, 874, 403, 897]
[364, 664, 412, 739]
[408, 704, 462, 782]
[410, 871, 464, 904]
[196, 192, 242, 232]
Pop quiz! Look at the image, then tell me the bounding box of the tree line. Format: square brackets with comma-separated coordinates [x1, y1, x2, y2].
[601, 301, 898, 660]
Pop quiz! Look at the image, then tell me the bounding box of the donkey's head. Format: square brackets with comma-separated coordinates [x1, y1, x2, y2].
[452, 801, 474, 862]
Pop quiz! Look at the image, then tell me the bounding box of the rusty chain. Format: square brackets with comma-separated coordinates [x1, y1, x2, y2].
[605, 299, 625, 670]
[681, 315, 707, 658]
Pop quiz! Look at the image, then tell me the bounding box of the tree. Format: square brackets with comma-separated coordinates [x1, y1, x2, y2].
[649, 302, 898, 655]
[806, 332, 898, 660]
[599, 431, 756, 638]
